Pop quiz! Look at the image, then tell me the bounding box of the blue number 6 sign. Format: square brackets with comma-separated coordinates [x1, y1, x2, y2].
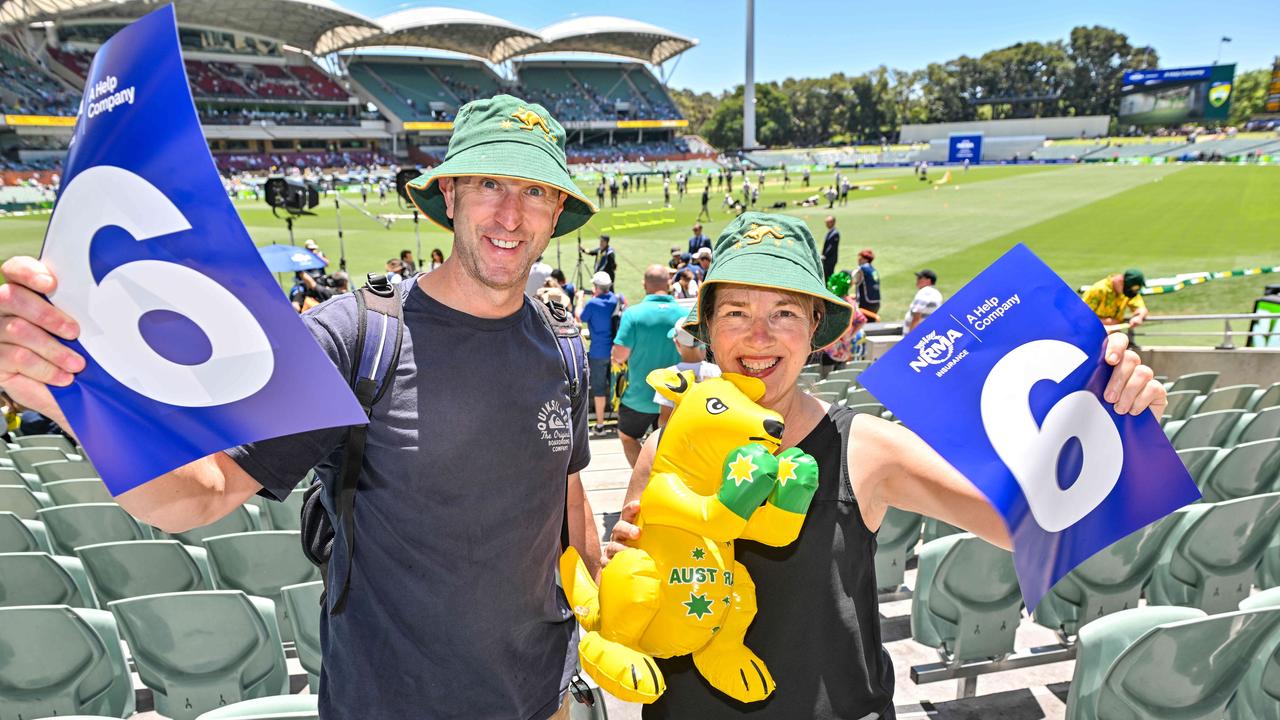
[860, 244, 1200, 609]
[41, 7, 365, 494]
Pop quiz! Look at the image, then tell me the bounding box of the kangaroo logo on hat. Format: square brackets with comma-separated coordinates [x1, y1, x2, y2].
[511, 107, 556, 143]
[742, 223, 786, 245]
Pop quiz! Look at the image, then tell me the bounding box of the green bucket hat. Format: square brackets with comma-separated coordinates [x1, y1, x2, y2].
[404, 94, 596, 238]
[684, 212, 853, 350]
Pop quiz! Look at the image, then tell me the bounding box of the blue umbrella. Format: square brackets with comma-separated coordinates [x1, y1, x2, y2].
[257, 244, 326, 273]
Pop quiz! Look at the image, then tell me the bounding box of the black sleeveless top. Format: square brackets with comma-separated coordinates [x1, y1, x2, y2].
[646, 406, 896, 719]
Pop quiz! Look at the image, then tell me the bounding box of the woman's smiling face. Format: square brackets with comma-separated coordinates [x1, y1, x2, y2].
[706, 284, 819, 409]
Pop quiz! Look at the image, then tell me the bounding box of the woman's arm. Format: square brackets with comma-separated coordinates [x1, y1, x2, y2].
[849, 332, 1166, 550]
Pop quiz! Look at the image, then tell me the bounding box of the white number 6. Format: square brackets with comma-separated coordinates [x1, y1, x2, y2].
[42, 165, 273, 407]
[980, 339, 1122, 532]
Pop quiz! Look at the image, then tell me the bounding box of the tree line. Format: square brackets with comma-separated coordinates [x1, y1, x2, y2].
[670, 25, 1271, 149]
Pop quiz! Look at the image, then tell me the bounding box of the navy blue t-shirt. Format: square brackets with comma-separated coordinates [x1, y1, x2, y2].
[226, 282, 589, 720]
[579, 292, 620, 359]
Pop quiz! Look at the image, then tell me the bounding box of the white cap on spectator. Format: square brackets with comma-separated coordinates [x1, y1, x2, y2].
[696, 247, 712, 259]
[592, 271, 612, 288]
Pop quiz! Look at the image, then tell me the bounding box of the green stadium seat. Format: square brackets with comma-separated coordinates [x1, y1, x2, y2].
[1175, 447, 1220, 487]
[0, 510, 47, 553]
[1227, 598, 1280, 719]
[1228, 406, 1280, 447]
[1166, 371, 1219, 396]
[811, 390, 842, 404]
[0, 605, 134, 718]
[260, 489, 305, 532]
[0, 551, 96, 608]
[35, 459, 99, 485]
[1066, 605, 1206, 720]
[166, 503, 261, 546]
[1162, 390, 1200, 423]
[14, 433, 77, 454]
[1147, 492, 1280, 612]
[911, 534, 1021, 663]
[1197, 439, 1280, 502]
[811, 378, 850, 397]
[1260, 532, 1280, 590]
[844, 387, 875, 406]
[38, 503, 149, 555]
[920, 516, 964, 545]
[42, 478, 114, 506]
[1242, 586, 1280, 610]
[0, 484, 48, 519]
[1164, 409, 1247, 450]
[9, 446, 68, 474]
[1189, 383, 1258, 414]
[845, 402, 886, 417]
[0, 465, 42, 493]
[825, 367, 864, 385]
[797, 371, 820, 388]
[1069, 606, 1280, 720]
[280, 581, 323, 692]
[109, 590, 290, 720]
[1034, 509, 1184, 638]
[77, 540, 211, 605]
[203, 530, 319, 643]
[874, 507, 922, 592]
[1248, 382, 1280, 412]
[194, 694, 319, 719]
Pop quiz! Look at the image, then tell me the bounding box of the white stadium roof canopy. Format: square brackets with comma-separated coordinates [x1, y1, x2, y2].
[335, 7, 541, 64]
[1, 0, 383, 55]
[516, 16, 696, 65]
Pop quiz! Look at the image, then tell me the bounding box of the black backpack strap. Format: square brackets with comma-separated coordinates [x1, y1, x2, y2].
[328, 273, 407, 614]
[532, 298, 588, 552]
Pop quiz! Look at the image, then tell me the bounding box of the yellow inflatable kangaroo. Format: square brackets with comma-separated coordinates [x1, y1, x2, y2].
[560, 368, 819, 704]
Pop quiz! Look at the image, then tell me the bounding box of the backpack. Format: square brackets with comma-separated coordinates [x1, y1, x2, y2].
[300, 273, 586, 615]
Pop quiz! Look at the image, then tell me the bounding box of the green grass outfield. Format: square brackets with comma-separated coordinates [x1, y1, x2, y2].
[2, 163, 1277, 343]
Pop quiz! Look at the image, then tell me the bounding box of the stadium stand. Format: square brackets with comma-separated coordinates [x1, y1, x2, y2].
[0, 551, 96, 607]
[0, 41, 79, 115]
[203, 530, 320, 643]
[281, 580, 324, 692]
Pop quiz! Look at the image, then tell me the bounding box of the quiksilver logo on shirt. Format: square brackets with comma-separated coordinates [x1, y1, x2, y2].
[537, 400, 571, 453]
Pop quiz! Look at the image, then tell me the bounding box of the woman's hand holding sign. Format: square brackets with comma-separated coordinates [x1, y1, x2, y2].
[1101, 332, 1166, 417]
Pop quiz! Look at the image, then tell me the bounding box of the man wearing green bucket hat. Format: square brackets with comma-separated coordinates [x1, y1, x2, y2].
[0, 94, 603, 720]
[607, 212, 1169, 718]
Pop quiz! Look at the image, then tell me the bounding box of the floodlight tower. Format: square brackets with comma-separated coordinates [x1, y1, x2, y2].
[743, 0, 760, 150]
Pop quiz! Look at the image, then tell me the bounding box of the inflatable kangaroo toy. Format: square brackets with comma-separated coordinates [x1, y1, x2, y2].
[560, 368, 819, 704]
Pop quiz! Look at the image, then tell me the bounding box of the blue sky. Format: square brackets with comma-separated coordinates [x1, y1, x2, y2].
[343, 0, 1280, 93]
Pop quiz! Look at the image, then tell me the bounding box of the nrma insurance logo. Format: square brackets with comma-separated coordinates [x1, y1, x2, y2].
[956, 139, 975, 151]
[909, 328, 965, 374]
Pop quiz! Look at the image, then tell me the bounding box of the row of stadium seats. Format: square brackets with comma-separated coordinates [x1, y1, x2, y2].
[44, 46, 348, 104]
[0, 42, 80, 116]
[0, 584, 320, 719]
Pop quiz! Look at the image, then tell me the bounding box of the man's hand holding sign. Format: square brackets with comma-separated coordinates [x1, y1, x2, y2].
[859, 244, 1198, 609]
[0, 7, 364, 513]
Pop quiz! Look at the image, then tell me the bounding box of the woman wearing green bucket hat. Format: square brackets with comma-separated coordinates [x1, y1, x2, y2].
[608, 212, 1169, 718]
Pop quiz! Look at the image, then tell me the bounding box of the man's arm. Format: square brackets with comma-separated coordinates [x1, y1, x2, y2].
[1128, 296, 1149, 327]
[567, 472, 602, 578]
[116, 452, 266, 533]
[611, 344, 632, 365]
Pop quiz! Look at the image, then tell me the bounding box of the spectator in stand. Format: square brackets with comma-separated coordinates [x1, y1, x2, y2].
[400, 249, 416, 271]
[582, 234, 617, 285]
[427, 248, 445, 272]
[668, 247, 684, 270]
[612, 265, 686, 466]
[578, 271, 623, 436]
[690, 247, 712, 282]
[385, 258, 405, 285]
[526, 255, 554, 297]
[671, 268, 698, 300]
[653, 312, 721, 427]
[904, 269, 942, 333]
[1083, 269, 1149, 328]
[688, 223, 711, 255]
[855, 248, 881, 314]
[296, 270, 349, 312]
[821, 216, 840, 279]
